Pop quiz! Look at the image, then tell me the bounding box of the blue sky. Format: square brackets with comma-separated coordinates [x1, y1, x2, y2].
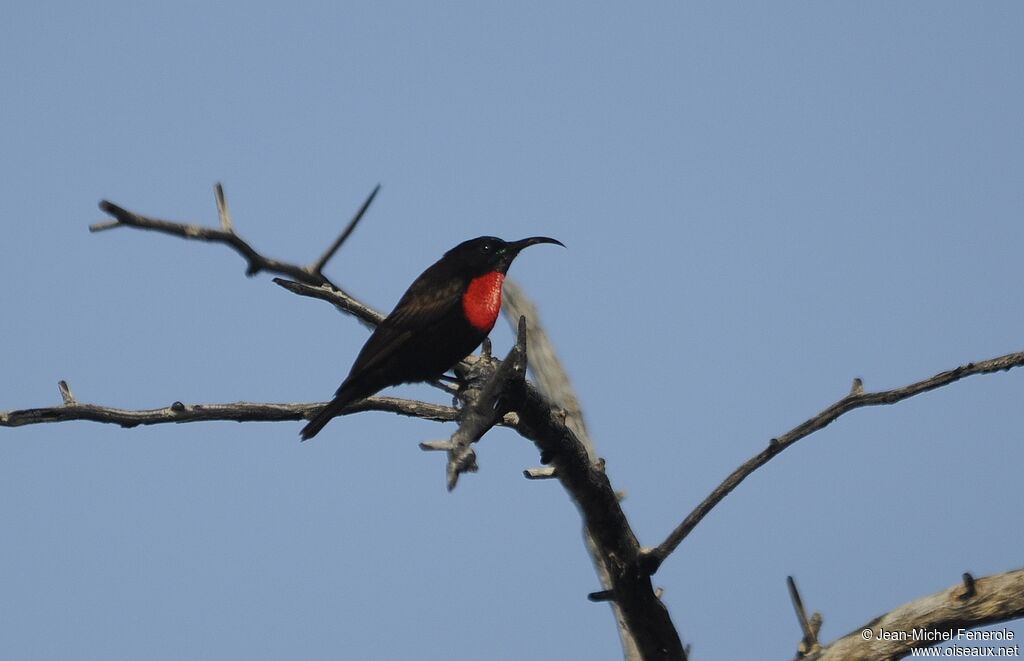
[2, 2, 1022, 659]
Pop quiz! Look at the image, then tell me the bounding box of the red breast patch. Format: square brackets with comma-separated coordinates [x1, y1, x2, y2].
[462, 272, 505, 332]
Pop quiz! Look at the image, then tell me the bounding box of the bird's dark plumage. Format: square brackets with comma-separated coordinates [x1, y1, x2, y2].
[300, 235, 563, 440]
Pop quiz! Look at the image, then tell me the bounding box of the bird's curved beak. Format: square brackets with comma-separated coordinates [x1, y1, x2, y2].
[507, 236, 566, 253]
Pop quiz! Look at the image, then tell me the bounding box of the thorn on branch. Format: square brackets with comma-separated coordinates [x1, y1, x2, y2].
[959, 572, 976, 600]
[850, 377, 864, 396]
[420, 440, 454, 452]
[57, 380, 76, 405]
[588, 590, 616, 603]
[788, 575, 821, 656]
[214, 182, 234, 232]
[89, 219, 120, 232]
[523, 466, 558, 480]
[515, 315, 528, 353]
[501, 280, 591, 448]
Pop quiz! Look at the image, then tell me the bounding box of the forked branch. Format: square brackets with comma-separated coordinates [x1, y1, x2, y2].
[92, 182, 380, 291]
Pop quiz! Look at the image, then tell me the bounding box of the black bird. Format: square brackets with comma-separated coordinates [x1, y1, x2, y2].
[300, 235, 563, 440]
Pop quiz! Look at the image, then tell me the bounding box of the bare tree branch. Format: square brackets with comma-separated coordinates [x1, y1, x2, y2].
[311, 183, 380, 277]
[273, 277, 384, 327]
[642, 351, 1024, 574]
[93, 198, 322, 283]
[425, 286, 687, 656]
[92, 183, 381, 295]
[511, 381, 687, 660]
[504, 280, 645, 661]
[806, 567, 1024, 660]
[92, 187, 465, 403]
[92, 185, 390, 330]
[0, 382, 458, 428]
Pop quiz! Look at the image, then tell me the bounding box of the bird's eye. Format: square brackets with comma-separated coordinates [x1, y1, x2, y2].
[480, 242, 493, 254]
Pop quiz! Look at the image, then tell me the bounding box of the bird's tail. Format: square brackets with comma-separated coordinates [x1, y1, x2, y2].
[300, 383, 367, 441]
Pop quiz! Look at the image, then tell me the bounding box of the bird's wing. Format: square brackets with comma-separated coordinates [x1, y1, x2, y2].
[338, 273, 465, 387]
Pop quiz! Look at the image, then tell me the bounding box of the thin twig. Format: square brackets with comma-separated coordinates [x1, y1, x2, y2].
[273, 277, 383, 327]
[788, 576, 814, 644]
[57, 380, 76, 405]
[643, 351, 1024, 574]
[214, 182, 234, 232]
[788, 576, 820, 657]
[960, 572, 977, 600]
[311, 183, 380, 276]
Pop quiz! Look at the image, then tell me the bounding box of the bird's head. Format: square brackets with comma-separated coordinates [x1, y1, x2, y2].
[446, 235, 565, 277]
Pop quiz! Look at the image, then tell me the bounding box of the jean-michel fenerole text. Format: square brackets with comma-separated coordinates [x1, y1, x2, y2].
[873, 627, 1015, 642]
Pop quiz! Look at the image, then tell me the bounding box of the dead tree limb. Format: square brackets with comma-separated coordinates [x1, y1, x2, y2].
[505, 280, 645, 661]
[92, 182, 379, 312]
[272, 277, 384, 327]
[0, 381, 457, 428]
[806, 567, 1024, 660]
[642, 352, 1024, 574]
[508, 378, 686, 660]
